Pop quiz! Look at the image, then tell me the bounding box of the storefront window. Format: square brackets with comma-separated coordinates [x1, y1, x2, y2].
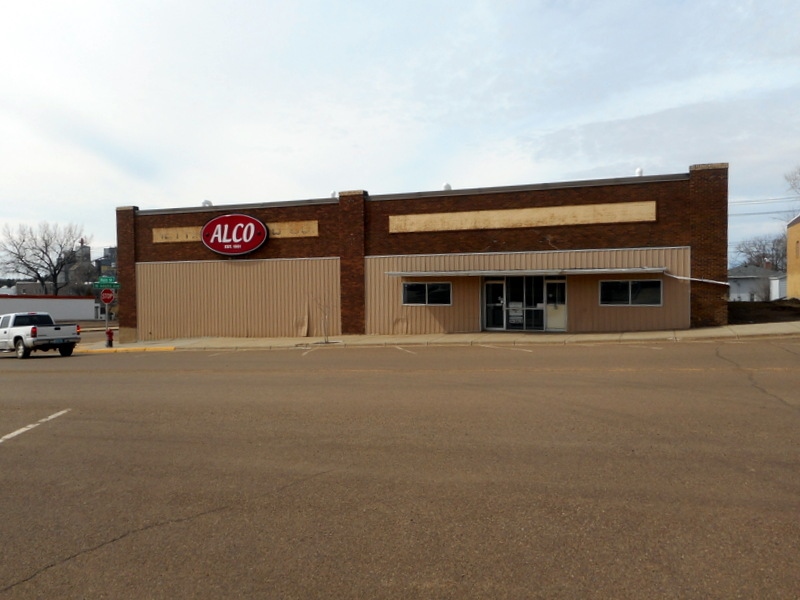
[427, 283, 452, 305]
[600, 281, 630, 305]
[402, 283, 427, 305]
[600, 280, 662, 306]
[631, 281, 662, 305]
[403, 282, 452, 306]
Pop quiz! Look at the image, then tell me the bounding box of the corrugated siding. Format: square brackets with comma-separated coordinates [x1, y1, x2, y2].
[137, 258, 340, 340]
[365, 271, 480, 334]
[370, 247, 690, 276]
[366, 248, 691, 334]
[567, 274, 690, 332]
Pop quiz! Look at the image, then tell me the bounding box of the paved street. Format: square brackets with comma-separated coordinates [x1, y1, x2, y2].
[1, 338, 799, 598]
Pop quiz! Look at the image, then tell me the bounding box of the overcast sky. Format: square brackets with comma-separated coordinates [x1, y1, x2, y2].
[2, 0, 799, 262]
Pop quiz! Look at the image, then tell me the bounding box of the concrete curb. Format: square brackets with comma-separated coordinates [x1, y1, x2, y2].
[69, 321, 800, 354]
[76, 346, 176, 354]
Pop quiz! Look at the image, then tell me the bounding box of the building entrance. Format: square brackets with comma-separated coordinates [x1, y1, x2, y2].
[484, 276, 560, 331]
[545, 280, 567, 331]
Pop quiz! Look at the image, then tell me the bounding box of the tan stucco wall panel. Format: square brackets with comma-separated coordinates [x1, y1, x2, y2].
[152, 221, 319, 243]
[389, 201, 656, 233]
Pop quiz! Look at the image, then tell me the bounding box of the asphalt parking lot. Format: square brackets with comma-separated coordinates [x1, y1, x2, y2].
[1, 338, 799, 599]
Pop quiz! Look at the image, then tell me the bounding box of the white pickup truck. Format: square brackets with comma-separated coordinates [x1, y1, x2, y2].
[0, 312, 81, 359]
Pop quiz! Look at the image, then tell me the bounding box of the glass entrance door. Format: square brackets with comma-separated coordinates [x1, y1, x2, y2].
[484, 281, 505, 329]
[484, 277, 546, 331]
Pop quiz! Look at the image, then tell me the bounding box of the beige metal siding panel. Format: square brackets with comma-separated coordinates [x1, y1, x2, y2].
[568, 274, 690, 332]
[366, 248, 691, 334]
[371, 247, 689, 276]
[366, 258, 480, 334]
[388, 277, 477, 335]
[389, 201, 656, 233]
[137, 258, 340, 340]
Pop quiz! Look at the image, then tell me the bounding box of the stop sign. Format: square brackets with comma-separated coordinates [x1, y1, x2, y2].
[100, 288, 115, 304]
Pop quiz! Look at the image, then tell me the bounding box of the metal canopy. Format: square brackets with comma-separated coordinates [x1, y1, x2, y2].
[386, 267, 669, 277]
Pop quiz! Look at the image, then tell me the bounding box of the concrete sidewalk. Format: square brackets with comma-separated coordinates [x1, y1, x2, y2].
[76, 320, 800, 353]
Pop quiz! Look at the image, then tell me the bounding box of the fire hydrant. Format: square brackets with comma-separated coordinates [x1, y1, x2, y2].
[105, 328, 114, 348]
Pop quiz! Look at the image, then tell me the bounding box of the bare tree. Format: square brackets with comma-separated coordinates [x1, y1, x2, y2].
[785, 166, 800, 221]
[0, 222, 91, 296]
[731, 167, 800, 272]
[732, 232, 787, 272]
[786, 165, 800, 196]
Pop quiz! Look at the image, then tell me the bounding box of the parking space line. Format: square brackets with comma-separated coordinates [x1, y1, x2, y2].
[478, 344, 534, 353]
[0, 409, 71, 445]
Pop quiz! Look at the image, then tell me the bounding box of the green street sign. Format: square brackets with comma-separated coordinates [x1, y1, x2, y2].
[93, 282, 121, 289]
[98, 275, 116, 283]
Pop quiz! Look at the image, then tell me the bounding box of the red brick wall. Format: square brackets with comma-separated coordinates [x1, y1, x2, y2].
[688, 164, 729, 327]
[115, 207, 138, 339]
[131, 201, 341, 264]
[365, 165, 728, 327]
[365, 178, 694, 257]
[338, 191, 367, 334]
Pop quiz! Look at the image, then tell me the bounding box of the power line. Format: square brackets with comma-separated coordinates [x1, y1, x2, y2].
[729, 195, 797, 205]
[729, 211, 795, 217]
[728, 196, 800, 206]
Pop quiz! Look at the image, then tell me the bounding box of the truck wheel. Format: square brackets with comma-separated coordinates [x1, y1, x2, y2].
[15, 339, 31, 359]
[59, 344, 75, 357]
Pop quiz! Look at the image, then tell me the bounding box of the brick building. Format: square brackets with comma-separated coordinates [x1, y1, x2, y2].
[788, 213, 800, 299]
[115, 163, 728, 342]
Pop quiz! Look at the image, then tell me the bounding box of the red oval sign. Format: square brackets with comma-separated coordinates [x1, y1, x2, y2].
[201, 214, 268, 256]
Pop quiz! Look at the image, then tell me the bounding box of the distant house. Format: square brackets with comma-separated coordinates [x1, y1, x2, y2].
[788, 214, 800, 299]
[728, 265, 787, 301]
[15, 281, 55, 295]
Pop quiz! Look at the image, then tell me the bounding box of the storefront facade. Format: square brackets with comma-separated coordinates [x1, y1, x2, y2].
[116, 163, 728, 342]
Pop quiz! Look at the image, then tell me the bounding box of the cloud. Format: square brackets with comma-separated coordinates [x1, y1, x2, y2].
[1, 0, 799, 256]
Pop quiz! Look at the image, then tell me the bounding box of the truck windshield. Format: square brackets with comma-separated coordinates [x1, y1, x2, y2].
[14, 314, 55, 326]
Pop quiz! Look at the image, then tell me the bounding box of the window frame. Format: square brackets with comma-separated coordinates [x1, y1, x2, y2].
[599, 279, 663, 307]
[402, 282, 453, 306]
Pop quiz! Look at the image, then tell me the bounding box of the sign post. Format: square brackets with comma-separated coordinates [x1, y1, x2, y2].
[100, 288, 115, 337]
[93, 277, 120, 343]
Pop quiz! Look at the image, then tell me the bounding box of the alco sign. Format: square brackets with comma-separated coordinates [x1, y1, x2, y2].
[201, 214, 268, 256]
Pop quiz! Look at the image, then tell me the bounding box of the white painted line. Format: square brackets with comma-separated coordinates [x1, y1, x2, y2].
[394, 346, 416, 354]
[0, 424, 39, 443]
[0, 409, 71, 445]
[38, 409, 71, 423]
[478, 344, 534, 353]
